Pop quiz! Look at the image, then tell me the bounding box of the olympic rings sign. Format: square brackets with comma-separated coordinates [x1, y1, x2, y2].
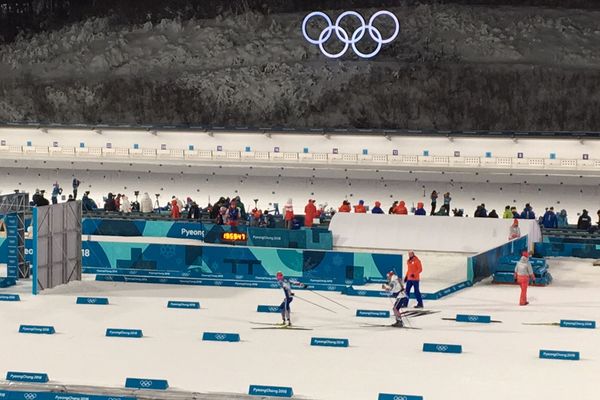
[436, 345, 449, 352]
[140, 380, 153, 388]
[24, 394, 37, 400]
[215, 334, 227, 340]
[302, 10, 400, 59]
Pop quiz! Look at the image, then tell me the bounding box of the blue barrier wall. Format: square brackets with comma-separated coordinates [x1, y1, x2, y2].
[81, 218, 333, 250]
[535, 240, 600, 258]
[80, 239, 397, 285]
[0, 235, 391, 287]
[467, 236, 528, 283]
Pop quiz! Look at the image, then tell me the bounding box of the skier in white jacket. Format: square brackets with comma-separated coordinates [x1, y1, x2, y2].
[382, 271, 409, 327]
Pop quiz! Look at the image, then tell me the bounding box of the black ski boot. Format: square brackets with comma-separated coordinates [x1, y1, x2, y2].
[391, 320, 404, 328]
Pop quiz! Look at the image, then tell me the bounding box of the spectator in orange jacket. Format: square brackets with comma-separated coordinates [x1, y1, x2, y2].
[338, 200, 351, 213]
[405, 251, 424, 308]
[170, 198, 180, 219]
[304, 199, 318, 227]
[354, 200, 367, 213]
[284, 198, 294, 229]
[394, 201, 408, 215]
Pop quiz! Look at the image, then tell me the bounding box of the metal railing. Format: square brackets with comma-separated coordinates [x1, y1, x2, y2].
[1, 143, 599, 172]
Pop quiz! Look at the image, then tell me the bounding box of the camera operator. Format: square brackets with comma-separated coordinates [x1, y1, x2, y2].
[140, 192, 153, 213]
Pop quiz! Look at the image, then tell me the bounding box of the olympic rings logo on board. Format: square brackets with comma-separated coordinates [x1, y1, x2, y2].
[393, 396, 408, 400]
[468, 316, 478, 322]
[215, 334, 226, 340]
[302, 10, 400, 59]
[24, 394, 37, 400]
[139, 380, 153, 388]
[436, 345, 449, 352]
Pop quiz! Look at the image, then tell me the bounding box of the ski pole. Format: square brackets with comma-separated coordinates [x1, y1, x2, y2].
[294, 294, 337, 314]
[306, 288, 350, 310]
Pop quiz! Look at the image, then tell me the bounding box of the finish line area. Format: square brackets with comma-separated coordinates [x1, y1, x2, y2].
[0, 257, 598, 400]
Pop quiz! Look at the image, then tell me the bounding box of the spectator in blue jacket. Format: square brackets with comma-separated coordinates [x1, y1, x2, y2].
[542, 207, 558, 228]
[415, 202, 426, 215]
[511, 207, 520, 218]
[520, 203, 536, 220]
[81, 191, 98, 211]
[557, 209, 568, 227]
[371, 201, 384, 214]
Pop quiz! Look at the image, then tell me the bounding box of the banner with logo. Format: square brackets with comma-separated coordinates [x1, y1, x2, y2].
[81, 219, 332, 250]
[77, 239, 397, 285]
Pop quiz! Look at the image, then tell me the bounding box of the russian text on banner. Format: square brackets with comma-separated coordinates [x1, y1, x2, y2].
[379, 393, 423, 400]
[125, 377, 169, 390]
[106, 329, 143, 338]
[310, 337, 349, 348]
[456, 314, 491, 323]
[423, 343, 462, 354]
[6, 371, 49, 383]
[76, 297, 109, 305]
[249, 385, 294, 398]
[202, 332, 240, 342]
[167, 301, 200, 309]
[539, 350, 580, 361]
[0, 294, 20, 301]
[560, 320, 596, 329]
[19, 325, 55, 334]
[356, 310, 390, 318]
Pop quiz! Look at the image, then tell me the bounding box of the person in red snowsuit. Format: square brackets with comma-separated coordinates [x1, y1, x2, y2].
[304, 199, 318, 227]
[171, 198, 180, 219]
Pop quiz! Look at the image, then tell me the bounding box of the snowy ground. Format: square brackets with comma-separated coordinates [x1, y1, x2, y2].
[1, 257, 599, 399]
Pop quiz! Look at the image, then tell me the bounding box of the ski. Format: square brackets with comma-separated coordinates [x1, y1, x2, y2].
[251, 321, 288, 326]
[359, 323, 421, 330]
[442, 317, 503, 323]
[252, 326, 313, 331]
[522, 322, 560, 326]
[250, 321, 312, 330]
[400, 310, 439, 318]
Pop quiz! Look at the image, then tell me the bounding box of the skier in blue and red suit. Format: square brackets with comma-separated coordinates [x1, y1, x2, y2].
[276, 271, 307, 326]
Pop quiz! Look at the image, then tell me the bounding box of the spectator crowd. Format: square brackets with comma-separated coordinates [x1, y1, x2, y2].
[27, 181, 600, 231]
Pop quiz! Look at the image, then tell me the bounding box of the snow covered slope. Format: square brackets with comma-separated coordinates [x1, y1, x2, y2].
[0, 257, 598, 399]
[0, 5, 599, 130]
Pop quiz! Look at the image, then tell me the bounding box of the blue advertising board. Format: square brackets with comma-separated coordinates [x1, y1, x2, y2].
[0, 390, 136, 400]
[125, 378, 169, 390]
[6, 372, 49, 383]
[310, 337, 349, 348]
[106, 329, 143, 338]
[248, 385, 294, 398]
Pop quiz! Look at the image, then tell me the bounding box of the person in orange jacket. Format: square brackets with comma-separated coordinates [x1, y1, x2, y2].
[354, 200, 367, 213]
[394, 200, 408, 215]
[170, 198, 180, 219]
[405, 251, 424, 308]
[304, 199, 318, 227]
[284, 198, 294, 229]
[514, 251, 535, 306]
[338, 200, 351, 213]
